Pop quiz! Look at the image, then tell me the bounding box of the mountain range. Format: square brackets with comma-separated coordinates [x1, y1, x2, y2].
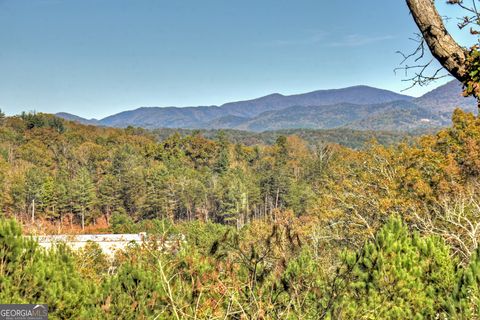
[57, 80, 477, 132]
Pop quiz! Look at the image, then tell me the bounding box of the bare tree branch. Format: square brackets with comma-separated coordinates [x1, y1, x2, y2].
[406, 0, 469, 82]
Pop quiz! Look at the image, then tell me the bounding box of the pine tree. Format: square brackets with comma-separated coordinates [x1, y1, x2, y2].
[72, 168, 97, 230]
[97, 173, 121, 224]
[142, 166, 168, 219]
[214, 131, 230, 174]
[111, 146, 144, 214]
[0, 108, 4, 125]
[448, 247, 480, 318]
[0, 159, 8, 213]
[54, 171, 72, 225]
[0, 219, 98, 318]
[39, 176, 59, 220]
[25, 167, 45, 223]
[48, 116, 65, 133]
[214, 175, 239, 224]
[333, 217, 457, 319]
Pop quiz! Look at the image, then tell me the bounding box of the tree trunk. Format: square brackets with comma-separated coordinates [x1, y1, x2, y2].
[275, 188, 280, 209]
[264, 194, 268, 218]
[31, 198, 35, 224]
[406, 0, 468, 82]
[104, 207, 110, 226]
[81, 207, 85, 231]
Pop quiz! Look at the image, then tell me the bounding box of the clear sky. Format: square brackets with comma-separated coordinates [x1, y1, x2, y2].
[0, 0, 474, 119]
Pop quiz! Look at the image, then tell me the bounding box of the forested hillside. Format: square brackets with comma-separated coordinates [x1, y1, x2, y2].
[2, 108, 480, 317]
[1, 109, 479, 241]
[151, 127, 431, 149]
[0, 111, 338, 230]
[0, 110, 447, 232]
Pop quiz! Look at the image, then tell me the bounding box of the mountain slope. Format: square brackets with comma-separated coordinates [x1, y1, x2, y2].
[345, 101, 443, 131]
[231, 103, 378, 131]
[55, 112, 100, 126]
[230, 100, 443, 132]
[413, 80, 477, 117]
[99, 106, 222, 129]
[220, 86, 413, 117]
[57, 85, 413, 129]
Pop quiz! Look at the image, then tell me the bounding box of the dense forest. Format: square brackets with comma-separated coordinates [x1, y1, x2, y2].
[0, 111, 440, 233]
[2, 108, 480, 318]
[150, 127, 433, 150]
[1, 111, 340, 230]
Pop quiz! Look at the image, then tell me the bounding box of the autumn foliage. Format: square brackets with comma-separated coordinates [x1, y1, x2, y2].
[2, 109, 480, 317]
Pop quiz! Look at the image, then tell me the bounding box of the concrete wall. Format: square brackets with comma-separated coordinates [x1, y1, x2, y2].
[33, 233, 148, 256]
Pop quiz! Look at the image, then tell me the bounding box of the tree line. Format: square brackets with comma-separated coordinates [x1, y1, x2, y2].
[0, 112, 333, 230]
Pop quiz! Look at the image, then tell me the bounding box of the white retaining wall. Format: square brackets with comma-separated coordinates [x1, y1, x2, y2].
[33, 233, 148, 256]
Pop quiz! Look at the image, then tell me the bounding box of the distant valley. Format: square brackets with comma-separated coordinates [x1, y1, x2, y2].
[57, 80, 476, 132]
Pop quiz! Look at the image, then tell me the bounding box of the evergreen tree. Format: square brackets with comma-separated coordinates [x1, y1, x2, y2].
[0, 108, 4, 125]
[333, 218, 457, 319]
[54, 171, 73, 225]
[0, 159, 8, 212]
[97, 173, 122, 224]
[48, 116, 65, 133]
[284, 181, 315, 215]
[72, 168, 97, 230]
[448, 247, 480, 318]
[9, 171, 27, 217]
[274, 135, 288, 167]
[142, 166, 168, 219]
[214, 131, 230, 174]
[21, 111, 46, 130]
[39, 175, 59, 220]
[25, 167, 45, 222]
[111, 146, 144, 214]
[0, 219, 97, 318]
[214, 175, 239, 224]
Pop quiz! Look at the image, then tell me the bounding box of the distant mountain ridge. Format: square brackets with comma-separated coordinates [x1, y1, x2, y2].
[57, 80, 476, 132]
[219, 85, 414, 117]
[55, 112, 100, 126]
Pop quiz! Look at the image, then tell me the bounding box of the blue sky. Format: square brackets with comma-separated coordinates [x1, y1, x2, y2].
[0, 0, 474, 119]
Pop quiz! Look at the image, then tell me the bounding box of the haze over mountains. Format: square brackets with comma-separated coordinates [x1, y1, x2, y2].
[57, 80, 476, 132]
